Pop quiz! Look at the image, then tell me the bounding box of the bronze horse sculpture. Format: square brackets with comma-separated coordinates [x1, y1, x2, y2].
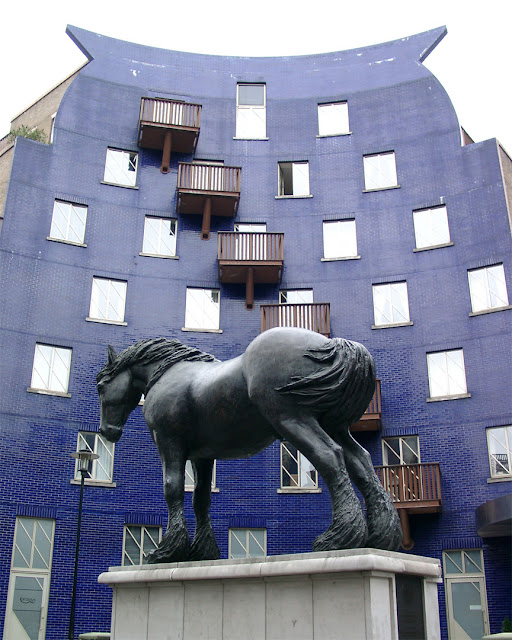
[97, 327, 402, 563]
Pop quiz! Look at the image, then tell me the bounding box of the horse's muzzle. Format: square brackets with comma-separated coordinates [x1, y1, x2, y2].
[100, 424, 123, 443]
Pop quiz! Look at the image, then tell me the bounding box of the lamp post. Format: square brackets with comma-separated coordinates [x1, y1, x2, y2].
[68, 449, 99, 640]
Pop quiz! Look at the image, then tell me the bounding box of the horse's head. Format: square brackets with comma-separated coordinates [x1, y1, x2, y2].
[97, 345, 144, 443]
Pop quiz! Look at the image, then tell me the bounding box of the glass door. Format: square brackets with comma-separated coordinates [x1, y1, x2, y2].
[4, 572, 50, 640]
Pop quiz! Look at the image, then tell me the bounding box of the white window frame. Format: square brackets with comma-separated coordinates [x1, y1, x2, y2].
[184, 288, 220, 332]
[88, 277, 128, 325]
[486, 426, 512, 478]
[48, 200, 87, 246]
[426, 349, 469, 400]
[4, 517, 55, 640]
[185, 460, 217, 491]
[75, 432, 115, 483]
[280, 442, 318, 491]
[277, 161, 310, 197]
[228, 528, 267, 559]
[29, 344, 72, 396]
[322, 219, 359, 261]
[363, 152, 398, 191]
[317, 101, 350, 137]
[103, 148, 138, 187]
[141, 216, 177, 258]
[122, 525, 162, 566]
[468, 264, 510, 314]
[372, 281, 411, 328]
[412, 205, 451, 251]
[235, 83, 266, 140]
[382, 436, 420, 466]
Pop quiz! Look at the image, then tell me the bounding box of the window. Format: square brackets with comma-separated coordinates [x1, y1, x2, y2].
[75, 432, 114, 482]
[468, 264, 509, 313]
[486, 426, 512, 478]
[49, 200, 87, 245]
[280, 289, 313, 305]
[184, 460, 217, 490]
[30, 344, 71, 394]
[229, 528, 266, 559]
[363, 152, 397, 190]
[233, 223, 267, 260]
[281, 442, 318, 489]
[184, 288, 220, 331]
[318, 101, 349, 136]
[4, 518, 55, 640]
[103, 148, 138, 187]
[443, 550, 489, 639]
[382, 436, 420, 466]
[412, 205, 451, 250]
[89, 277, 127, 324]
[122, 525, 161, 566]
[322, 220, 358, 259]
[236, 84, 266, 139]
[142, 217, 177, 257]
[49, 112, 57, 143]
[372, 282, 410, 327]
[427, 349, 468, 399]
[278, 162, 310, 196]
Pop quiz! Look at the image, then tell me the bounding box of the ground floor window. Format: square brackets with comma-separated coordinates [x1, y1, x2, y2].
[122, 525, 161, 566]
[443, 549, 489, 639]
[228, 528, 266, 559]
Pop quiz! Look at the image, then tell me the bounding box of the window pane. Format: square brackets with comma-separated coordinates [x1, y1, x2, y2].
[229, 530, 247, 559]
[12, 575, 44, 639]
[427, 350, 466, 398]
[31, 345, 71, 393]
[292, 162, 310, 196]
[280, 289, 313, 304]
[468, 264, 508, 312]
[487, 427, 511, 476]
[143, 217, 176, 257]
[444, 551, 463, 574]
[248, 530, 266, 557]
[238, 84, 265, 106]
[318, 102, 349, 136]
[373, 282, 409, 326]
[323, 220, 357, 259]
[364, 152, 397, 190]
[104, 149, 137, 187]
[413, 206, 450, 249]
[185, 288, 220, 330]
[90, 278, 127, 322]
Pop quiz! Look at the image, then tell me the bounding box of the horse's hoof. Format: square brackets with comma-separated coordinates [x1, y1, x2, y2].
[312, 518, 368, 552]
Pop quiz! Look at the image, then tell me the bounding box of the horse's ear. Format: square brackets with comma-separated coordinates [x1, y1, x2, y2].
[107, 345, 117, 364]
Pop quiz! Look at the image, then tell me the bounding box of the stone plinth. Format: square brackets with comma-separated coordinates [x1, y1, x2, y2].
[98, 549, 441, 640]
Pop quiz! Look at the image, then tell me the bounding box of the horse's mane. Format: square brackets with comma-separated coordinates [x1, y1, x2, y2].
[97, 338, 219, 392]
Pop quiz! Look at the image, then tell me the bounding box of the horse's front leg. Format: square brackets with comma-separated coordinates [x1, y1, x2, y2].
[335, 429, 402, 551]
[146, 443, 191, 564]
[189, 459, 220, 561]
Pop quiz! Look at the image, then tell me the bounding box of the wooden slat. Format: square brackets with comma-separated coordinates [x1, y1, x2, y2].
[375, 463, 442, 507]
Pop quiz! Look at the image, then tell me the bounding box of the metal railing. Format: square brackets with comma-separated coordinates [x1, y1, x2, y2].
[375, 463, 441, 505]
[139, 98, 201, 129]
[261, 303, 330, 335]
[218, 232, 283, 261]
[178, 164, 241, 194]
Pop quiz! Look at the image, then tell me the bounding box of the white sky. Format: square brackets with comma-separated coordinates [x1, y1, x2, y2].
[1, 0, 511, 152]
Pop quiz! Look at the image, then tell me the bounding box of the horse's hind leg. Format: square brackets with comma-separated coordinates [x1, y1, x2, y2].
[272, 413, 368, 550]
[146, 443, 191, 564]
[189, 459, 220, 561]
[335, 429, 402, 551]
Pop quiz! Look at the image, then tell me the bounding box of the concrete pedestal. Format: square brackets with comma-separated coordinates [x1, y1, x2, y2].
[98, 549, 441, 640]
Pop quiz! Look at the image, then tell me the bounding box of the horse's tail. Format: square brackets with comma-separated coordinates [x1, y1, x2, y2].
[276, 338, 376, 428]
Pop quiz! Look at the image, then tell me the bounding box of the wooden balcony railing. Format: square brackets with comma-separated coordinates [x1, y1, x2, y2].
[350, 379, 381, 432]
[375, 462, 442, 550]
[218, 232, 284, 310]
[177, 164, 242, 240]
[260, 303, 330, 336]
[138, 98, 201, 172]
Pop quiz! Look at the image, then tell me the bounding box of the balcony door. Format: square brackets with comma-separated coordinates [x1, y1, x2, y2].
[191, 161, 224, 191]
[382, 436, 421, 501]
[234, 223, 267, 260]
[443, 550, 489, 640]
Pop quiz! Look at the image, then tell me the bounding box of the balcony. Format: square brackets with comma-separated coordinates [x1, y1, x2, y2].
[350, 380, 381, 432]
[375, 462, 442, 549]
[218, 232, 284, 309]
[177, 164, 242, 240]
[260, 303, 330, 336]
[138, 98, 201, 173]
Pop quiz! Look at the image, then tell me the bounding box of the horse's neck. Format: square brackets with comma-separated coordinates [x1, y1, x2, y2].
[130, 361, 161, 389]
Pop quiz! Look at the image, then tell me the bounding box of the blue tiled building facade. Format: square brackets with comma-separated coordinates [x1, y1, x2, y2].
[0, 25, 510, 639]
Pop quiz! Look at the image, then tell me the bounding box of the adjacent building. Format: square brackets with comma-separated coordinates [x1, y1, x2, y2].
[0, 24, 510, 639]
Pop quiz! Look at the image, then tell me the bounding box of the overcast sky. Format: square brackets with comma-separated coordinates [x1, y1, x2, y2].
[1, 0, 511, 152]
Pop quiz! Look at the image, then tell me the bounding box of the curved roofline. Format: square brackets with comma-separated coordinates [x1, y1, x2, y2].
[66, 24, 446, 65]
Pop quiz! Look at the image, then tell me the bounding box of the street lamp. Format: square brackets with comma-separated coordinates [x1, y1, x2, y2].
[68, 449, 99, 640]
